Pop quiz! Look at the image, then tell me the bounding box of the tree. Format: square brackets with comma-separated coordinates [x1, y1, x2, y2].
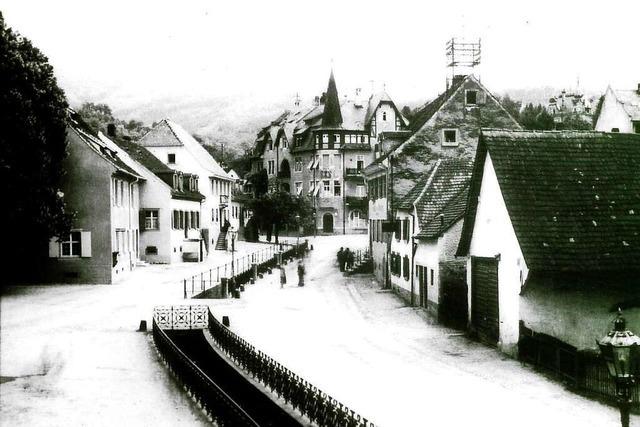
[245, 191, 313, 243]
[77, 102, 150, 139]
[0, 12, 73, 280]
[520, 103, 554, 130]
[499, 95, 522, 122]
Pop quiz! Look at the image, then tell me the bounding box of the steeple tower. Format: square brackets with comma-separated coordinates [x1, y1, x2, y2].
[321, 69, 343, 127]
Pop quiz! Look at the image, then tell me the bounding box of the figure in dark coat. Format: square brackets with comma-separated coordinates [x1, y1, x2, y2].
[337, 247, 345, 272]
[297, 261, 305, 286]
[346, 249, 354, 270]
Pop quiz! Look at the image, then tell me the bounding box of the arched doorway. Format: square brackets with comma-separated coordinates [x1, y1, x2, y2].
[322, 213, 334, 233]
[279, 159, 291, 178]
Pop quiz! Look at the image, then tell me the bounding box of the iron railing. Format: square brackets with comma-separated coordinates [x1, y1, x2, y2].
[207, 310, 375, 427]
[152, 318, 260, 427]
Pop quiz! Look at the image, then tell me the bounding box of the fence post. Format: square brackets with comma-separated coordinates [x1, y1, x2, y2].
[200, 272, 204, 291]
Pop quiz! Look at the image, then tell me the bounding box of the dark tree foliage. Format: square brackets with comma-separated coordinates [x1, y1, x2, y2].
[245, 191, 313, 243]
[0, 12, 73, 278]
[498, 95, 522, 122]
[77, 102, 150, 139]
[519, 103, 554, 130]
[247, 169, 268, 197]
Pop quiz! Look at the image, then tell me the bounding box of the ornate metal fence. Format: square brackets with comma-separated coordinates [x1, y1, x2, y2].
[152, 318, 260, 426]
[207, 310, 375, 427]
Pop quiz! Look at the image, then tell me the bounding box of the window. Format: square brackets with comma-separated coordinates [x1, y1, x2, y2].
[382, 112, 387, 121]
[611, 128, 620, 133]
[403, 255, 410, 280]
[294, 157, 303, 172]
[465, 90, 478, 106]
[168, 153, 176, 164]
[322, 154, 330, 169]
[145, 246, 158, 255]
[322, 134, 329, 148]
[633, 122, 640, 134]
[179, 211, 185, 229]
[295, 181, 303, 195]
[430, 269, 434, 287]
[370, 117, 376, 137]
[396, 116, 402, 130]
[145, 210, 159, 230]
[60, 231, 81, 257]
[334, 180, 341, 197]
[442, 129, 458, 146]
[323, 180, 331, 194]
[356, 185, 365, 197]
[268, 160, 275, 175]
[350, 210, 364, 228]
[356, 155, 364, 171]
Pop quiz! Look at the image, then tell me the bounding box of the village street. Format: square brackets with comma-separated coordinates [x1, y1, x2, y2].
[0, 235, 632, 427]
[0, 240, 271, 426]
[207, 234, 627, 427]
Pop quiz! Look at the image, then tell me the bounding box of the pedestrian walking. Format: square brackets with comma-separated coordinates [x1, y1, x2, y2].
[346, 248, 354, 271]
[280, 265, 287, 288]
[337, 247, 344, 272]
[297, 260, 305, 287]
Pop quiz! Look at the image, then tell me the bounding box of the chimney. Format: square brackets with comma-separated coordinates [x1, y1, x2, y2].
[354, 88, 364, 107]
[314, 96, 320, 106]
[107, 123, 116, 138]
[320, 92, 327, 105]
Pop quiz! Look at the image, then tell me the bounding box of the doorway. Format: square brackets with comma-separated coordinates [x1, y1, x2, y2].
[322, 213, 334, 233]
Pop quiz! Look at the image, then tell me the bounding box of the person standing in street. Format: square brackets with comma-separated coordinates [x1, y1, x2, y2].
[346, 248, 354, 271]
[297, 260, 305, 286]
[280, 265, 287, 288]
[337, 247, 344, 272]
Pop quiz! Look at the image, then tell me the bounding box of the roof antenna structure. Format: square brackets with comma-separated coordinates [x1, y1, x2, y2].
[445, 37, 481, 88]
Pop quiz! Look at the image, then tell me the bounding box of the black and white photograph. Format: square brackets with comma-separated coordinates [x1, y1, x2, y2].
[1, 1, 639, 426]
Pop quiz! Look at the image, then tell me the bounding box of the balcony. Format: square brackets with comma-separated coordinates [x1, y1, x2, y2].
[219, 194, 229, 207]
[345, 168, 364, 181]
[345, 196, 368, 209]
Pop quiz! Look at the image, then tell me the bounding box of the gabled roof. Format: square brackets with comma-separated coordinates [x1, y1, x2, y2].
[139, 119, 231, 180]
[107, 135, 173, 174]
[409, 76, 468, 133]
[457, 129, 640, 273]
[413, 159, 473, 238]
[68, 111, 143, 180]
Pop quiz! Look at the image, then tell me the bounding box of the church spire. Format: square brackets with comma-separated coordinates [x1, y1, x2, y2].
[321, 69, 343, 127]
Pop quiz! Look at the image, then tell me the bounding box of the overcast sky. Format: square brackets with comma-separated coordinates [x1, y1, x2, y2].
[2, 0, 639, 122]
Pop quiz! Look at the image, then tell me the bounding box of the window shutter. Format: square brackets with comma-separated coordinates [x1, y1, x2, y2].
[139, 210, 146, 231]
[80, 231, 92, 257]
[48, 238, 60, 258]
[478, 90, 487, 105]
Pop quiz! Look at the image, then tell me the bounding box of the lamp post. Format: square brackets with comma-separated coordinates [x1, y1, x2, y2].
[598, 309, 640, 427]
[295, 214, 301, 257]
[230, 227, 238, 277]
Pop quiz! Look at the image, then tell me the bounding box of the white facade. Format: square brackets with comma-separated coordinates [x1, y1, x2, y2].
[466, 154, 529, 356]
[594, 86, 640, 133]
[110, 178, 140, 278]
[389, 210, 414, 301]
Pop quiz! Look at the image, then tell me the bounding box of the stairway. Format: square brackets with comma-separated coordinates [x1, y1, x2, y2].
[214, 226, 228, 251]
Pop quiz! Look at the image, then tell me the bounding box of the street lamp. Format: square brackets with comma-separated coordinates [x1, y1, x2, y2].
[598, 309, 640, 427]
[230, 227, 238, 277]
[295, 214, 301, 257]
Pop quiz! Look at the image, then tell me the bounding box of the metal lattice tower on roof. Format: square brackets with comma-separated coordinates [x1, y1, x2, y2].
[445, 37, 481, 85]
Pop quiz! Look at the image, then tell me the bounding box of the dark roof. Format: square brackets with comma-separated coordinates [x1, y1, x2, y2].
[413, 159, 473, 238]
[457, 130, 640, 273]
[321, 69, 343, 127]
[67, 111, 142, 180]
[112, 137, 173, 174]
[397, 173, 432, 210]
[409, 76, 467, 133]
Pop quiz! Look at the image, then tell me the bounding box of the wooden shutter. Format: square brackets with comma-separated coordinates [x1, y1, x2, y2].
[139, 210, 146, 231]
[80, 231, 92, 257]
[48, 238, 60, 258]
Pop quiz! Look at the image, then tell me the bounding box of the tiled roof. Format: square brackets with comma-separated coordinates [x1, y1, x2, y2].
[413, 159, 473, 238]
[139, 119, 230, 180]
[408, 76, 467, 133]
[67, 111, 143, 180]
[397, 172, 432, 210]
[111, 137, 173, 174]
[458, 129, 640, 272]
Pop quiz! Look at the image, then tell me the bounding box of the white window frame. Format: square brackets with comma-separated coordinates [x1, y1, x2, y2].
[145, 210, 159, 230]
[465, 89, 478, 106]
[442, 129, 459, 147]
[60, 231, 82, 257]
[323, 180, 331, 195]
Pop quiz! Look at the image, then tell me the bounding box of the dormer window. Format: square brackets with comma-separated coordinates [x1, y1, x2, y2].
[442, 129, 459, 147]
[168, 153, 176, 164]
[465, 90, 478, 106]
